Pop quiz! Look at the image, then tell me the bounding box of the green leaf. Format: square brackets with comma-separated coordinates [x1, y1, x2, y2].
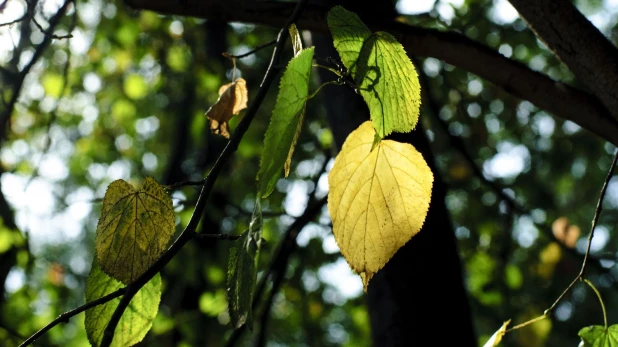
[95, 177, 175, 284]
[355, 32, 421, 137]
[227, 198, 262, 329]
[85, 259, 161, 347]
[327, 6, 372, 77]
[327, 6, 421, 137]
[257, 47, 314, 198]
[579, 325, 618, 346]
[289, 23, 303, 56]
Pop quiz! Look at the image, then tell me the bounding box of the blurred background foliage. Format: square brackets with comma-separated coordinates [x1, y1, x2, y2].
[1, 0, 618, 346]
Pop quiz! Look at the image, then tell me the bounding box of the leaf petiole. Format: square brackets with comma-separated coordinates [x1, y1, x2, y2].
[583, 278, 608, 328]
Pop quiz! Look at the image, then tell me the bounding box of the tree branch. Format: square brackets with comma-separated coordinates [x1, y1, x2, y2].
[508, 0, 618, 124]
[98, 0, 310, 345]
[19, 288, 125, 347]
[123, 0, 618, 146]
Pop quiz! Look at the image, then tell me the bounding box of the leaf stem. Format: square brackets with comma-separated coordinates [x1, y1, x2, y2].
[307, 80, 340, 100]
[223, 39, 277, 59]
[583, 278, 608, 328]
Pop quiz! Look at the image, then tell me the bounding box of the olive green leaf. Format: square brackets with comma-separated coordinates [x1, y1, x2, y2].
[227, 198, 262, 329]
[95, 177, 175, 284]
[85, 259, 161, 347]
[257, 47, 314, 198]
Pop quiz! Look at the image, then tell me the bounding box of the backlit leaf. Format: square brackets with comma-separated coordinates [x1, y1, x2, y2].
[328, 121, 433, 289]
[257, 47, 314, 198]
[95, 177, 175, 284]
[328, 6, 421, 137]
[227, 198, 262, 329]
[327, 6, 372, 77]
[85, 259, 161, 347]
[483, 320, 511, 347]
[205, 78, 249, 139]
[579, 325, 618, 346]
[289, 23, 303, 56]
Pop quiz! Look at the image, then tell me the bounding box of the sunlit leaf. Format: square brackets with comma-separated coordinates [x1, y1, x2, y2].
[328, 6, 421, 137]
[95, 177, 175, 284]
[483, 320, 511, 347]
[227, 199, 262, 329]
[257, 48, 314, 198]
[327, 6, 372, 77]
[85, 259, 161, 347]
[327, 121, 433, 289]
[579, 325, 618, 346]
[289, 23, 303, 56]
[205, 78, 248, 139]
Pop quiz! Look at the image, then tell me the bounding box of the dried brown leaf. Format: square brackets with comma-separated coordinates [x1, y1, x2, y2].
[205, 78, 248, 138]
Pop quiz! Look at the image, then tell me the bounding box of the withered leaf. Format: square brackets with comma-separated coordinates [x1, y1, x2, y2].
[205, 78, 248, 138]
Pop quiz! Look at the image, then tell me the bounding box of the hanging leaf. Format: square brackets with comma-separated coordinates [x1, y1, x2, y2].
[205, 78, 249, 138]
[95, 177, 175, 284]
[579, 325, 618, 346]
[483, 320, 511, 347]
[289, 23, 303, 56]
[257, 47, 314, 198]
[327, 6, 421, 137]
[85, 259, 161, 347]
[227, 198, 262, 329]
[327, 121, 433, 289]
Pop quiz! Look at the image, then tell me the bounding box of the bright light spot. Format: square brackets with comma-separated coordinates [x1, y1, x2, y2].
[513, 216, 538, 248]
[322, 234, 340, 254]
[284, 181, 309, 217]
[169, 20, 184, 36]
[69, 29, 92, 55]
[397, 0, 435, 14]
[577, 225, 609, 253]
[142, 152, 158, 171]
[39, 155, 69, 181]
[489, 0, 519, 24]
[5, 268, 25, 294]
[83, 73, 102, 93]
[533, 113, 555, 138]
[318, 258, 363, 299]
[467, 79, 483, 96]
[484, 142, 530, 178]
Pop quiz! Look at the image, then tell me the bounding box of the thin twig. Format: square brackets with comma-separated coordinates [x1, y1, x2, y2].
[98, 1, 309, 346]
[19, 288, 125, 347]
[0, 13, 27, 27]
[223, 39, 276, 59]
[164, 179, 206, 191]
[507, 151, 618, 332]
[32, 15, 73, 39]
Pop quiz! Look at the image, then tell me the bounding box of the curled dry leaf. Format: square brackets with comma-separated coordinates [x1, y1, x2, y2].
[205, 78, 248, 138]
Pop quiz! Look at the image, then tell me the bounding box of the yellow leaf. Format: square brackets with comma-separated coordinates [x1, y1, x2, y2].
[205, 78, 248, 139]
[483, 320, 511, 347]
[327, 121, 433, 290]
[95, 177, 175, 284]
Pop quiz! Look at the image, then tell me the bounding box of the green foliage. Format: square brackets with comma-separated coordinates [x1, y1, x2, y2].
[85, 260, 161, 347]
[257, 47, 314, 198]
[94, 177, 175, 284]
[227, 199, 262, 329]
[578, 325, 618, 347]
[327, 6, 421, 137]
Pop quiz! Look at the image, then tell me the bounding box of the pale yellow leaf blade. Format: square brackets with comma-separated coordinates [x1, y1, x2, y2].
[206, 78, 248, 138]
[483, 320, 511, 347]
[327, 121, 433, 290]
[289, 23, 303, 56]
[95, 177, 175, 284]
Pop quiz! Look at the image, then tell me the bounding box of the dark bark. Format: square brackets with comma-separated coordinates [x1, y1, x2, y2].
[508, 0, 618, 124]
[314, 33, 476, 346]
